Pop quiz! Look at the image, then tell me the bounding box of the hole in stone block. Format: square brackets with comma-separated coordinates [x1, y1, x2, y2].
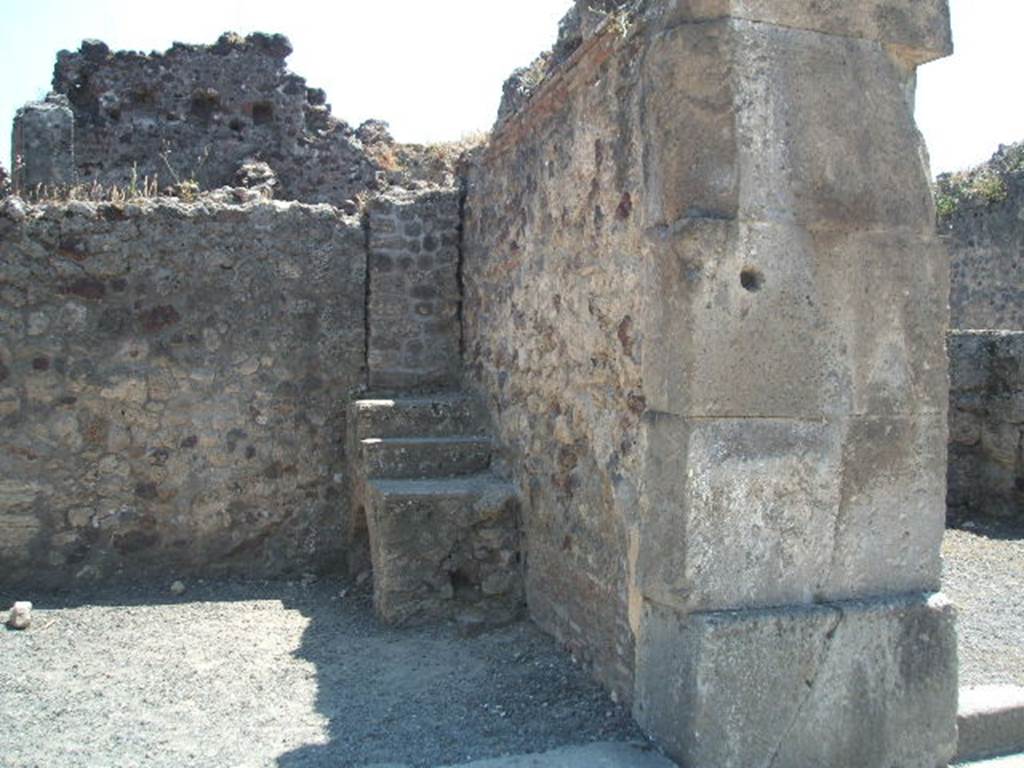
[450, 567, 481, 602]
[740, 268, 764, 293]
[252, 102, 274, 126]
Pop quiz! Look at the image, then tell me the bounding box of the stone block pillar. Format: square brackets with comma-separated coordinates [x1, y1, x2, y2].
[12, 96, 75, 192]
[628, 2, 957, 765]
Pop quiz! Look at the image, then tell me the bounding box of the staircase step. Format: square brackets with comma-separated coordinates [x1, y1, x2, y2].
[955, 755, 1024, 767]
[350, 393, 485, 439]
[431, 741, 678, 767]
[360, 436, 492, 478]
[365, 474, 521, 625]
[368, 474, 514, 500]
[956, 685, 1024, 764]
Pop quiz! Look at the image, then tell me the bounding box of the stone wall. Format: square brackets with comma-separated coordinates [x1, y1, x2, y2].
[939, 143, 1024, 331]
[367, 190, 462, 391]
[948, 331, 1024, 523]
[940, 144, 1024, 523]
[0, 195, 365, 586]
[465, 1, 957, 764]
[12, 35, 402, 204]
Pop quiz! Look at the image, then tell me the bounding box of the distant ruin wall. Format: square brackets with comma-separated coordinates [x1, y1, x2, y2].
[13, 35, 384, 205]
[941, 143, 1024, 331]
[0, 196, 365, 586]
[941, 144, 1024, 523]
[948, 331, 1024, 524]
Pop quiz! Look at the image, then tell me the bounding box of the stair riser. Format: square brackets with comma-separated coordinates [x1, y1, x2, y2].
[365, 480, 522, 626]
[956, 686, 1024, 764]
[350, 400, 485, 439]
[361, 441, 492, 479]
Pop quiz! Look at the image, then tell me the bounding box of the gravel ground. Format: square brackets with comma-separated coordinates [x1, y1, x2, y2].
[943, 519, 1024, 688]
[2, 523, 1017, 768]
[0, 578, 645, 768]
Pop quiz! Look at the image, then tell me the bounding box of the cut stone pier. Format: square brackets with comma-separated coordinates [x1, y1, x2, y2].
[463, 1, 957, 765]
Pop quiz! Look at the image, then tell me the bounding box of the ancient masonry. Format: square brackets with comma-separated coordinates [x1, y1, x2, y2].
[2, 2, 964, 765]
[940, 143, 1024, 525]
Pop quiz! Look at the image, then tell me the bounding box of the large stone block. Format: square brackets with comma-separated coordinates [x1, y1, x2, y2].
[639, 16, 940, 233]
[641, 221, 949, 419]
[640, 19, 738, 225]
[637, 413, 945, 612]
[365, 476, 522, 625]
[732, 20, 938, 231]
[12, 97, 75, 190]
[634, 594, 958, 768]
[646, 0, 951, 64]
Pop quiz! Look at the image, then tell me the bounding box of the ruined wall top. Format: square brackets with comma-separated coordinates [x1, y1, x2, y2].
[12, 33, 459, 205]
[496, 0, 952, 131]
[940, 142, 1024, 330]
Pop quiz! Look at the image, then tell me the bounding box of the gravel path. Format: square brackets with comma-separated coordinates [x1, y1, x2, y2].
[943, 520, 1024, 688]
[0, 578, 646, 768]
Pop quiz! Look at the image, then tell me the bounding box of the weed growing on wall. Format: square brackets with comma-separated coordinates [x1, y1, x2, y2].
[936, 142, 1023, 220]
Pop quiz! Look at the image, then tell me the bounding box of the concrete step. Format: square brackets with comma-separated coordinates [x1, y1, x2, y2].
[368, 474, 515, 501]
[955, 755, 1024, 767]
[955, 685, 1024, 765]
[365, 473, 521, 625]
[439, 741, 678, 767]
[350, 393, 485, 439]
[359, 435, 492, 479]
[360, 741, 678, 768]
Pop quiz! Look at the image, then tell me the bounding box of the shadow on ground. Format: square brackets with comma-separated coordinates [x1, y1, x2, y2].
[0, 577, 643, 768]
[276, 581, 643, 768]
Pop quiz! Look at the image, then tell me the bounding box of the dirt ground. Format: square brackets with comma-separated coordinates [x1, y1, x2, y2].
[942, 518, 1024, 688]
[0, 579, 645, 768]
[2, 521, 1020, 768]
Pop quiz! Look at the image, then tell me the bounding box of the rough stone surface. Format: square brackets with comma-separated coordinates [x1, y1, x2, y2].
[367, 190, 462, 390]
[465, 2, 954, 762]
[0, 160, 10, 197]
[11, 95, 75, 191]
[465, 0, 950, 707]
[6, 601, 32, 629]
[956, 685, 1024, 763]
[365, 476, 523, 626]
[12, 34, 459, 203]
[0, 197, 365, 586]
[0, 6, 966, 766]
[948, 331, 1024, 524]
[634, 594, 958, 768]
[347, 394, 524, 627]
[940, 142, 1024, 331]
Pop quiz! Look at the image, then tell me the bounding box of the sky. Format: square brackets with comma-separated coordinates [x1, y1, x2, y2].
[0, 0, 1020, 178]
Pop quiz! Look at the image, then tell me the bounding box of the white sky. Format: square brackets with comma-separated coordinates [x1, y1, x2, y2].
[0, 0, 1020, 177]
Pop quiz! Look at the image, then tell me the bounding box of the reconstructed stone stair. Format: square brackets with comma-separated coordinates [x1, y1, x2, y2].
[347, 392, 523, 626]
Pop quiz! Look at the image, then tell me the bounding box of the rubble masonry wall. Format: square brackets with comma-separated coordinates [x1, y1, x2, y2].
[0, 197, 365, 586]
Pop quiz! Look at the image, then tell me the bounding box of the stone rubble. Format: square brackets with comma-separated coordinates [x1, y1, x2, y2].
[7, 601, 32, 630]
